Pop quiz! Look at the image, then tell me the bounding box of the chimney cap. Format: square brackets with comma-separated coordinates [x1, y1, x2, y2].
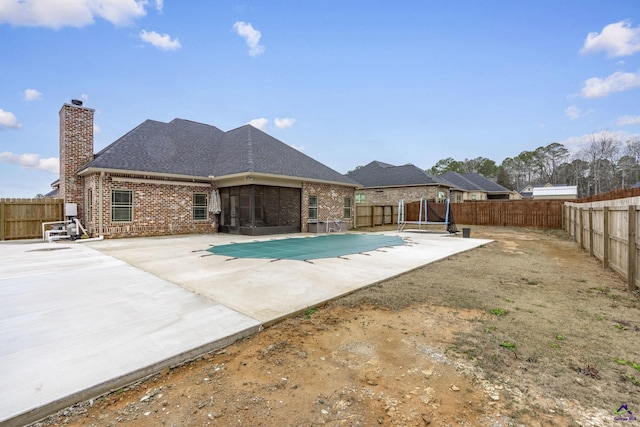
[71, 99, 83, 106]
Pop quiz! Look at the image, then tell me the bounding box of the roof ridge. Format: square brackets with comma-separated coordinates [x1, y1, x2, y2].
[246, 126, 255, 171]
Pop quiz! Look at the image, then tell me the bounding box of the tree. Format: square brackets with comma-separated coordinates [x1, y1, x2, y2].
[622, 137, 640, 187]
[461, 157, 497, 177]
[556, 158, 589, 197]
[616, 155, 639, 188]
[530, 143, 569, 184]
[428, 158, 464, 175]
[495, 165, 514, 189]
[579, 131, 621, 195]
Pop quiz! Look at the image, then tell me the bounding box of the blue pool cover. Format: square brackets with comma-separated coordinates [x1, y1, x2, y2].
[207, 233, 405, 261]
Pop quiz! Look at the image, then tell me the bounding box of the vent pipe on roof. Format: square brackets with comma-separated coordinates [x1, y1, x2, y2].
[71, 99, 83, 106]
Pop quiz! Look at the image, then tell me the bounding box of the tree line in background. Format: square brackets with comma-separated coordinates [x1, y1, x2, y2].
[428, 132, 640, 198]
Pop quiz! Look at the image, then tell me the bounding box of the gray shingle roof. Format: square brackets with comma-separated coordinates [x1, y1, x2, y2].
[440, 172, 510, 193]
[347, 161, 452, 187]
[84, 119, 357, 186]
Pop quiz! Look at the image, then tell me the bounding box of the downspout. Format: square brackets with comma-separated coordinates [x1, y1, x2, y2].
[99, 171, 104, 235]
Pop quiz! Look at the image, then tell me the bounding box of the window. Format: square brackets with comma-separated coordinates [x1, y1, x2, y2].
[193, 193, 208, 220]
[344, 197, 352, 219]
[112, 189, 132, 222]
[355, 193, 366, 204]
[87, 188, 93, 221]
[437, 191, 446, 203]
[471, 194, 477, 200]
[308, 195, 318, 222]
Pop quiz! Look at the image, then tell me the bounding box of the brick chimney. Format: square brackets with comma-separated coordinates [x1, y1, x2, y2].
[59, 101, 94, 217]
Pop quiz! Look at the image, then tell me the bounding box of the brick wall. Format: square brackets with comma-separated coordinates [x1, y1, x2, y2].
[59, 103, 94, 219]
[84, 173, 217, 238]
[355, 185, 450, 206]
[301, 182, 355, 232]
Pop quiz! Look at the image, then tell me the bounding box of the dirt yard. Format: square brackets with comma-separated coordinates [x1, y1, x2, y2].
[35, 226, 640, 427]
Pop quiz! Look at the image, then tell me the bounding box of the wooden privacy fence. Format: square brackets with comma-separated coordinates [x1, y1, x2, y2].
[355, 200, 564, 229]
[355, 202, 446, 227]
[449, 200, 564, 229]
[0, 198, 64, 240]
[355, 204, 396, 227]
[565, 199, 640, 291]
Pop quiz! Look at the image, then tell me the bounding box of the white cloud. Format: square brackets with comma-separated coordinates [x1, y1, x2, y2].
[140, 30, 181, 50]
[565, 105, 582, 120]
[564, 105, 593, 120]
[274, 117, 295, 130]
[0, 109, 21, 129]
[559, 130, 634, 154]
[580, 69, 640, 98]
[581, 20, 640, 57]
[0, 151, 58, 173]
[0, 0, 153, 29]
[24, 88, 42, 101]
[248, 118, 268, 130]
[289, 144, 305, 152]
[617, 115, 640, 126]
[154, 0, 163, 12]
[232, 21, 265, 57]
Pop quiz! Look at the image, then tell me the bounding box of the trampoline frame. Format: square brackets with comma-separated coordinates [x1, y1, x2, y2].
[397, 198, 451, 232]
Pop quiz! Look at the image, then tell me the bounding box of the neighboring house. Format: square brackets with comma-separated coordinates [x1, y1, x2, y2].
[346, 161, 456, 205]
[519, 183, 578, 200]
[531, 184, 577, 200]
[439, 172, 512, 201]
[518, 184, 535, 199]
[55, 101, 359, 238]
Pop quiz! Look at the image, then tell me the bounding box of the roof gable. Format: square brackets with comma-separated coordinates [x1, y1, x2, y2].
[347, 161, 451, 187]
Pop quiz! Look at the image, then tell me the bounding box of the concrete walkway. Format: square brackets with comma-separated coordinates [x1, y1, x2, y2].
[0, 231, 491, 426]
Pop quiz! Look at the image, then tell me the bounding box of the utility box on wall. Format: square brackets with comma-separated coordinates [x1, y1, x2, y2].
[65, 203, 78, 217]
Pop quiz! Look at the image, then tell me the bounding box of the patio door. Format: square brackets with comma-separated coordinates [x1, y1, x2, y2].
[229, 195, 239, 233]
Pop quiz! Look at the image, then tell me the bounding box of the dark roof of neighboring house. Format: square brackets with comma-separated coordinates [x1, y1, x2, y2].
[346, 161, 452, 188]
[82, 119, 358, 186]
[440, 172, 510, 193]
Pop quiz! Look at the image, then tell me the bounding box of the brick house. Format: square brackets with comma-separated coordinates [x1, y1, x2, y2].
[346, 161, 456, 206]
[55, 101, 359, 238]
[439, 171, 513, 201]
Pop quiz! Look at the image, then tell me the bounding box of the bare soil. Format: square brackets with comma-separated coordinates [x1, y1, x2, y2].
[35, 226, 640, 427]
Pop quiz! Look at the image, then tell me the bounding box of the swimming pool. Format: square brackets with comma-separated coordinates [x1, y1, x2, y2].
[207, 233, 405, 261]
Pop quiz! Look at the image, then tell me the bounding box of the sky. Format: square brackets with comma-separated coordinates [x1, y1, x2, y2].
[1, 1, 640, 198]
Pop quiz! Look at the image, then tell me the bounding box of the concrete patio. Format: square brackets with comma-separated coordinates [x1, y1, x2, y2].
[0, 230, 491, 426]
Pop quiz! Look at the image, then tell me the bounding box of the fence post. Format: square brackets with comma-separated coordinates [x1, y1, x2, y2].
[579, 207, 585, 250]
[588, 208, 594, 257]
[603, 206, 609, 269]
[628, 205, 637, 292]
[0, 200, 5, 241]
[573, 206, 580, 242]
